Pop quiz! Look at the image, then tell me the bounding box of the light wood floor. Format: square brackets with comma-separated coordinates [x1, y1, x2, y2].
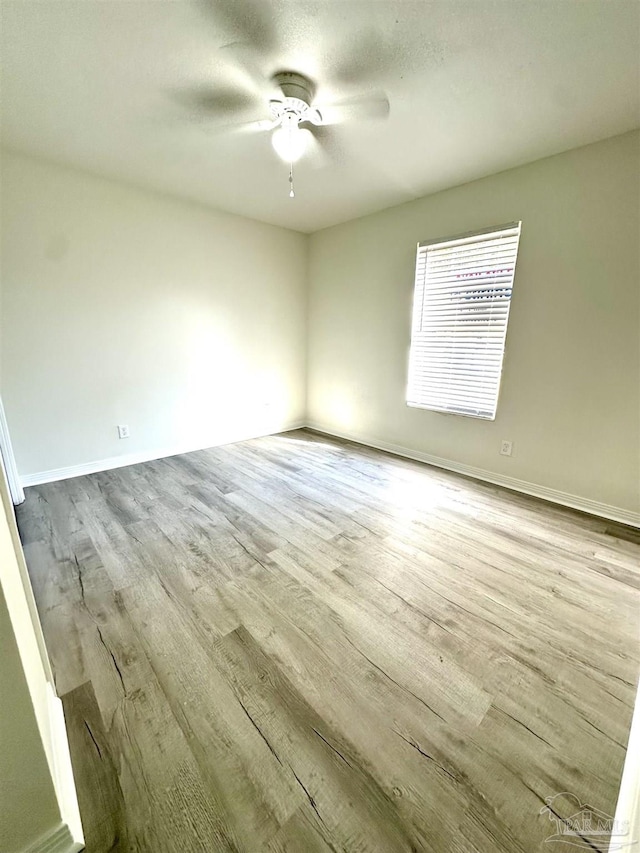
[18, 429, 640, 853]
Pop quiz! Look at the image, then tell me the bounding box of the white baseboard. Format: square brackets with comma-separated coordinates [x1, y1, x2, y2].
[20, 421, 306, 488]
[21, 823, 83, 853]
[305, 422, 640, 529]
[19, 419, 639, 528]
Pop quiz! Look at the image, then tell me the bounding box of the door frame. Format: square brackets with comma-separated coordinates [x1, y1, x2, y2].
[0, 395, 24, 504]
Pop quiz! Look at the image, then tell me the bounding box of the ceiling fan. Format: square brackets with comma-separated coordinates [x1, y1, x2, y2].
[174, 1, 392, 198]
[177, 61, 390, 197]
[222, 68, 390, 196]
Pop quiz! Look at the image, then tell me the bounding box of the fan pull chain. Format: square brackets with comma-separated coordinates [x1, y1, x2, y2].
[288, 162, 295, 198]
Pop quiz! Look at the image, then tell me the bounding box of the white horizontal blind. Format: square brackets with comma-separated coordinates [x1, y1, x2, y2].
[407, 222, 521, 419]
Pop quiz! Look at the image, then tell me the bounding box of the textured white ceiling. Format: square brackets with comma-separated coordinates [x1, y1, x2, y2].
[2, 1, 639, 233]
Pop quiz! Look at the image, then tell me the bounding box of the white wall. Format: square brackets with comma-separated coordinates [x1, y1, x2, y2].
[307, 131, 640, 518]
[0, 150, 308, 478]
[1, 136, 638, 516]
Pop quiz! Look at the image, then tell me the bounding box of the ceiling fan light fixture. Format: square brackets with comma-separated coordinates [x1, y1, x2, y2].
[272, 114, 307, 163]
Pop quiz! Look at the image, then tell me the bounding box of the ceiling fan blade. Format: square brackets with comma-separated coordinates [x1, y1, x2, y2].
[331, 28, 401, 87]
[203, 117, 279, 137]
[303, 108, 323, 126]
[169, 86, 259, 121]
[313, 93, 390, 127]
[305, 133, 333, 169]
[199, 0, 278, 55]
[301, 123, 342, 167]
[219, 41, 280, 99]
[180, 119, 278, 136]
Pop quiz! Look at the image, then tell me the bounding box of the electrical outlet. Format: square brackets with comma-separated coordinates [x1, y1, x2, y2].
[500, 439, 513, 457]
[117, 424, 130, 439]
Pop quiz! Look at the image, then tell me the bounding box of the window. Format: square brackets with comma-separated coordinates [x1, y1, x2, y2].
[407, 222, 521, 420]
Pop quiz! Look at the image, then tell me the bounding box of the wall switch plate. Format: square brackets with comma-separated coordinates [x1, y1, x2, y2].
[500, 439, 513, 456]
[117, 424, 130, 439]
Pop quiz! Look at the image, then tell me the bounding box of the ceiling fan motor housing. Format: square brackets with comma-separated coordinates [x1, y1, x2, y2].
[273, 71, 315, 106]
[269, 72, 323, 126]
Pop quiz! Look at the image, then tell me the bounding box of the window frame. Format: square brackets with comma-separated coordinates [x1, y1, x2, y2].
[406, 221, 522, 421]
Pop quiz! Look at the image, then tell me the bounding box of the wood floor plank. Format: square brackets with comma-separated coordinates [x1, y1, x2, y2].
[109, 675, 237, 852]
[263, 803, 336, 853]
[17, 428, 640, 853]
[119, 576, 304, 847]
[62, 680, 128, 852]
[216, 567, 487, 848]
[210, 624, 421, 852]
